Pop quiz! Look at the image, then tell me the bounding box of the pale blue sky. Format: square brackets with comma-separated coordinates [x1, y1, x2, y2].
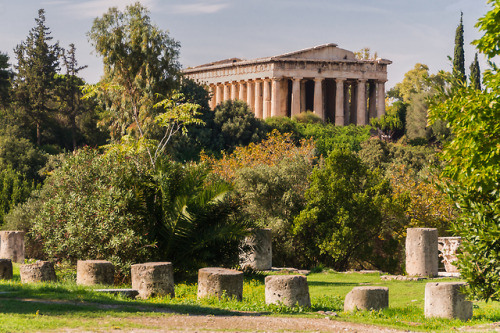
[0, 0, 492, 88]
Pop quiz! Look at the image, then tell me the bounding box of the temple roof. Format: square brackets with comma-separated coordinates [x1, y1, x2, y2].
[186, 44, 391, 72]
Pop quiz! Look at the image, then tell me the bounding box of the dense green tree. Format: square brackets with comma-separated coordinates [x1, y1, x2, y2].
[12, 9, 59, 146]
[292, 149, 393, 271]
[54, 44, 89, 150]
[469, 52, 481, 90]
[429, 0, 500, 301]
[0, 167, 37, 226]
[211, 100, 268, 153]
[453, 12, 466, 83]
[234, 157, 313, 267]
[0, 53, 12, 109]
[86, 2, 181, 141]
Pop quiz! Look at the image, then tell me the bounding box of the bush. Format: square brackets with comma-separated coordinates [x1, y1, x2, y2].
[234, 157, 313, 267]
[29, 148, 156, 278]
[0, 166, 37, 226]
[292, 149, 395, 271]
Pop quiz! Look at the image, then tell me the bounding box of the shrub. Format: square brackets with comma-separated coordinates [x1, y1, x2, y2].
[0, 166, 37, 226]
[292, 148, 395, 271]
[234, 157, 313, 267]
[29, 148, 156, 278]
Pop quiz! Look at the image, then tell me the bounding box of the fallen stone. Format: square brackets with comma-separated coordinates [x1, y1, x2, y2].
[344, 286, 389, 312]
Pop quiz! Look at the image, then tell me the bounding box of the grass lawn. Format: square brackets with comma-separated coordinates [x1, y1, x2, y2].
[0, 264, 499, 332]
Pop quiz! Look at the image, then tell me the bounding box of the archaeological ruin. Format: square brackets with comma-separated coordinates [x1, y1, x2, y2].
[183, 43, 391, 125]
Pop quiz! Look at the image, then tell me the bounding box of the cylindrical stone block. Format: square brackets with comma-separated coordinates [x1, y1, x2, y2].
[406, 228, 438, 277]
[239, 228, 272, 271]
[265, 275, 311, 307]
[197, 267, 244, 301]
[77, 260, 115, 286]
[131, 262, 175, 299]
[425, 282, 473, 321]
[0, 259, 13, 280]
[344, 286, 389, 312]
[20, 261, 56, 283]
[0, 231, 25, 263]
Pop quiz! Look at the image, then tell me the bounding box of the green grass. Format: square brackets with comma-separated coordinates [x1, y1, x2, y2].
[0, 265, 499, 332]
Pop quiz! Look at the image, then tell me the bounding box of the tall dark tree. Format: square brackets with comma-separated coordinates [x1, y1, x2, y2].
[55, 44, 88, 150]
[0, 52, 12, 109]
[469, 52, 481, 90]
[453, 12, 466, 83]
[12, 9, 59, 146]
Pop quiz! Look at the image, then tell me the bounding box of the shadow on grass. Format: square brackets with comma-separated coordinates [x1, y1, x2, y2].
[307, 281, 359, 287]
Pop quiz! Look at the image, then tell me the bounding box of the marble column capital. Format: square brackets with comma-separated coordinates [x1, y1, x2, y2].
[314, 77, 324, 82]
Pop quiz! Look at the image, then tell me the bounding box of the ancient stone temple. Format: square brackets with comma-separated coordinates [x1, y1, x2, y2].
[183, 43, 391, 125]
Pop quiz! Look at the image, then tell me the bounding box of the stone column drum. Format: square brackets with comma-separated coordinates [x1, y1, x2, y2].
[197, 267, 244, 301]
[239, 228, 272, 271]
[131, 262, 175, 299]
[0, 231, 25, 263]
[344, 286, 389, 312]
[20, 261, 57, 283]
[406, 228, 438, 277]
[0, 259, 13, 280]
[425, 282, 473, 321]
[77, 260, 115, 286]
[265, 275, 311, 307]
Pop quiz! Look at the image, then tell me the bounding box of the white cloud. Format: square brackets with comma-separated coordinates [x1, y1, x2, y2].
[170, 1, 230, 15]
[63, 0, 158, 19]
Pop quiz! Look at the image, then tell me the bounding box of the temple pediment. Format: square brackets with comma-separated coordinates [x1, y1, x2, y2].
[272, 43, 356, 61]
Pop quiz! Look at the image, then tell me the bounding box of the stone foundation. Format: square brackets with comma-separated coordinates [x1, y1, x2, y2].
[265, 275, 311, 307]
[0, 259, 13, 280]
[197, 267, 244, 301]
[344, 286, 389, 312]
[405, 228, 438, 277]
[77, 260, 115, 286]
[425, 282, 472, 321]
[131, 262, 175, 299]
[20, 261, 56, 283]
[239, 228, 272, 271]
[0, 231, 25, 263]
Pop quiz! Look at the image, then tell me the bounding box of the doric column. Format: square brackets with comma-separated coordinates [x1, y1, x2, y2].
[377, 80, 387, 117]
[368, 81, 377, 119]
[300, 81, 306, 112]
[254, 80, 263, 119]
[313, 78, 324, 120]
[356, 79, 367, 125]
[209, 84, 217, 110]
[263, 79, 271, 119]
[344, 82, 351, 125]
[271, 78, 282, 117]
[239, 81, 247, 101]
[247, 81, 255, 112]
[291, 77, 302, 117]
[335, 78, 345, 126]
[223, 83, 230, 101]
[231, 82, 238, 100]
[216, 84, 223, 107]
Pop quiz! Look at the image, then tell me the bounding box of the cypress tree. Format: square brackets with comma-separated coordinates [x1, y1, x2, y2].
[453, 12, 466, 83]
[469, 53, 481, 90]
[12, 9, 59, 146]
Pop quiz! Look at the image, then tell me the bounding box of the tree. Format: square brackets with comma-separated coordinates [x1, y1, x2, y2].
[453, 12, 466, 83]
[469, 52, 481, 90]
[429, 0, 500, 301]
[354, 47, 378, 60]
[0, 53, 12, 109]
[54, 44, 88, 150]
[292, 149, 393, 270]
[87, 2, 181, 142]
[12, 9, 59, 146]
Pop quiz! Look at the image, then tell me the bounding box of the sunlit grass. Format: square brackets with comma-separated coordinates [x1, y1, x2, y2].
[0, 264, 499, 332]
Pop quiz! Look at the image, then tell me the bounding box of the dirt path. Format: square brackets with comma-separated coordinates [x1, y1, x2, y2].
[63, 314, 413, 333]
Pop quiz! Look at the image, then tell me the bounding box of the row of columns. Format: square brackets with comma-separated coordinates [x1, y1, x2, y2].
[210, 78, 386, 125]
